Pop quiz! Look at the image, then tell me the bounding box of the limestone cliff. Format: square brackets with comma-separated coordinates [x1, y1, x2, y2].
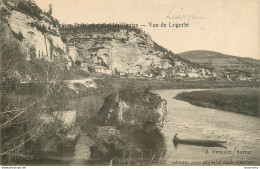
[1, 0, 215, 80]
[1, 0, 69, 62]
[60, 26, 215, 79]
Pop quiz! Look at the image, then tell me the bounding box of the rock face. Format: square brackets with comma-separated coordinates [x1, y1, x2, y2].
[60, 26, 215, 79]
[91, 88, 168, 163]
[1, 0, 216, 80]
[1, 0, 68, 62]
[96, 86, 167, 131]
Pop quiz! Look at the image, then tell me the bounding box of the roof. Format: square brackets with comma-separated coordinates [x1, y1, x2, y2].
[94, 66, 109, 70]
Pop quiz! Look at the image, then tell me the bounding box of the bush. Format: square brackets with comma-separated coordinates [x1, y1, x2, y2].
[17, 1, 43, 20]
[18, 31, 24, 40]
[3, 76, 20, 92]
[10, 30, 24, 41]
[30, 22, 47, 33]
[29, 46, 36, 60]
[119, 38, 126, 43]
[75, 60, 81, 67]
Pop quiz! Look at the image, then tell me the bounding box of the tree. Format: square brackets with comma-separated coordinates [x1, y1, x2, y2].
[75, 60, 81, 67]
[48, 3, 52, 16]
[17, 31, 24, 41]
[29, 46, 36, 60]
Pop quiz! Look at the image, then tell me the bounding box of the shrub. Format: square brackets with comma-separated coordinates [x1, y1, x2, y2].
[119, 38, 126, 43]
[17, 1, 43, 20]
[30, 22, 47, 33]
[17, 31, 24, 41]
[36, 24, 47, 33]
[75, 60, 81, 67]
[29, 46, 36, 60]
[18, 31, 24, 39]
[3, 76, 20, 92]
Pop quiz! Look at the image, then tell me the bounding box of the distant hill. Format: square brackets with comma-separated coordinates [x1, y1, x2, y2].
[178, 50, 259, 75]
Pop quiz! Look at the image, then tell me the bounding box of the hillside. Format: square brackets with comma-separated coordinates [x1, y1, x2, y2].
[60, 26, 215, 79]
[1, 0, 68, 61]
[0, 0, 75, 83]
[0, 0, 216, 82]
[178, 50, 259, 81]
[2, 0, 256, 82]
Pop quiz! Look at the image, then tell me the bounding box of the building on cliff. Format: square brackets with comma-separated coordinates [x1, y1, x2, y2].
[94, 66, 112, 75]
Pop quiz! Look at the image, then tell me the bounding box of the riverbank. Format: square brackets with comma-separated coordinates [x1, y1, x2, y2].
[2, 78, 259, 165]
[175, 87, 259, 117]
[94, 78, 258, 90]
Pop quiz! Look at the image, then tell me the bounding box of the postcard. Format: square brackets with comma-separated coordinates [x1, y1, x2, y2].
[0, 0, 259, 167]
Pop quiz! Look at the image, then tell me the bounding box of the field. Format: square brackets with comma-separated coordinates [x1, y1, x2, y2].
[175, 87, 260, 117]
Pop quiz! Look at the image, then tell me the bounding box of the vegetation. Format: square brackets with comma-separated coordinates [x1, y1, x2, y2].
[96, 82, 163, 125]
[30, 22, 47, 33]
[0, 29, 78, 164]
[43, 3, 60, 27]
[0, 81, 76, 164]
[16, 0, 43, 20]
[93, 78, 259, 91]
[175, 87, 260, 117]
[10, 30, 24, 41]
[17, 31, 24, 41]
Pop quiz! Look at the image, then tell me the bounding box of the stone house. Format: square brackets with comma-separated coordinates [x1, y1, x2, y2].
[94, 66, 112, 75]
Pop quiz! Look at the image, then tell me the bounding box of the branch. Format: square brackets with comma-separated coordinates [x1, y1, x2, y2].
[157, 147, 165, 165]
[0, 120, 46, 156]
[1, 98, 44, 115]
[148, 152, 156, 165]
[1, 122, 39, 150]
[1, 102, 45, 128]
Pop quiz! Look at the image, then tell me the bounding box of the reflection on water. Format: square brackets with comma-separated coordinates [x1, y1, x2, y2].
[86, 128, 166, 165]
[133, 128, 166, 163]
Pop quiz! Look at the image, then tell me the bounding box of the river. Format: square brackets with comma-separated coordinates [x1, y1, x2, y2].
[154, 89, 260, 165]
[32, 89, 259, 165]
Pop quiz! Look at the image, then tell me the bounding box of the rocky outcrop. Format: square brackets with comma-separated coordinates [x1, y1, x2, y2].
[96, 87, 167, 131]
[37, 110, 80, 152]
[1, 0, 216, 80]
[60, 26, 215, 79]
[1, 0, 68, 62]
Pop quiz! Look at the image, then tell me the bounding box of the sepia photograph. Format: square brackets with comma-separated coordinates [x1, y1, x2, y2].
[0, 0, 259, 167]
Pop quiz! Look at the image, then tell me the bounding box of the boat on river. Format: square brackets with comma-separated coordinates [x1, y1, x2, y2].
[173, 139, 227, 147]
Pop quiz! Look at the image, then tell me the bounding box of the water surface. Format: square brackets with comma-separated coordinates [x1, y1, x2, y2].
[154, 89, 260, 165]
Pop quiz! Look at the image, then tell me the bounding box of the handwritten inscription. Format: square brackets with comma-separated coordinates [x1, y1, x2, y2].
[165, 12, 210, 22]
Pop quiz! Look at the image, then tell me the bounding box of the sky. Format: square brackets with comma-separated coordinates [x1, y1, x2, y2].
[35, 0, 259, 59]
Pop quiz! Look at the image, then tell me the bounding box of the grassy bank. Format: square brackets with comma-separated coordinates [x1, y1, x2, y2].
[94, 78, 259, 90]
[175, 87, 259, 117]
